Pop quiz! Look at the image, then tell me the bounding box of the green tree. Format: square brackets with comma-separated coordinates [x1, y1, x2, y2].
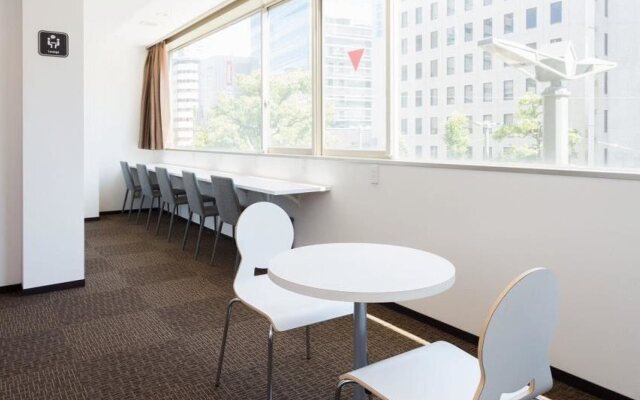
[493, 92, 543, 161]
[444, 114, 470, 159]
[194, 70, 313, 151]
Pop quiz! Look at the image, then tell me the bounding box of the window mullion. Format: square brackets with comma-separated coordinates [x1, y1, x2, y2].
[261, 8, 270, 153]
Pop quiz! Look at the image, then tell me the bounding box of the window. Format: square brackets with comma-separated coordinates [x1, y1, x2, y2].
[504, 13, 514, 34]
[526, 8, 537, 29]
[170, 13, 262, 151]
[464, 23, 473, 42]
[447, 0, 455, 16]
[430, 117, 438, 135]
[415, 35, 423, 52]
[604, 110, 609, 133]
[430, 145, 438, 158]
[401, 11, 408, 28]
[550, 38, 562, 44]
[550, 2, 562, 24]
[401, 119, 408, 135]
[401, 38, 408, 55]
[605, 0, 609, 17]
[464, 85, 473, 103]
[415, 7, 423, 24]
[401, 65, 408, 81]
[415, 145, 423, 158]
[430, 59, 438, 77]
[604, 33, 609, 56]
[526, 78, 537, 93]
[430, 31, 438, 49]
[483, 82, 492, 102]
[464, 54, 473, 73]
[430, 89, 438, 106]
[465, 0, 473, 11]
[483, 51, 492, 70]
[415, 118, 423, 135]
[483, 0, 491, 5]
[415, 63, 423, 79]
[324, 0, 387, 153]
[483, 18, 492, 38]
[415, 90, 423, 107]
[447, 27, 456, 46]
[401, 92, 408, 108]
[447, 57, 455, 75]
[430, 2, 438, 20]
[503, 113, 514, 126]
[503, 80, 514, 100]
[447, 86, 455, 104]
[604, 72, 608, 95]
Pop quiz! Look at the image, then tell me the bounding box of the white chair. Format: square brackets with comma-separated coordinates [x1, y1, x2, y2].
[214, 202, 353, 400]
[335, 268, 559, 400]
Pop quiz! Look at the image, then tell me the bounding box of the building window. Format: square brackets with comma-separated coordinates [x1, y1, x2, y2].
[401, 38, 408, 55]
[604, 110, 609, 133]
[483, 82, 492, 102]
[503, 80, 514, 100]
[401, 92, 408, 108]
[604, 33, 609, 56]
[464, 23, 473, 42]
[415, 118, 423, 135]
[415, 35, 423, 52]
[464, 85, 473, 103]
[431, 2, 438, 20]
[401, 65, 408, 81]
[526, 78, 537, 93]
[415, 145, 423, 158]
[430, 31, 438, 48]
[415, 90, 423, 107]
[401, 119, 408, 135]
[447, 86, 455, 104]
[401, 11, 408, 28]
[504, 13, 514, 34]
[415, 63, 423, 79]
[550, 1, 562, 25]
[430, 59, 438, 77]
[447, 27, 456, 46]
[430, 118, 438, 135]
[430, 145, 438, 159]
[465, 0, 473, 11]
[415, 7, 423, 24]
[447, 57, 455, 75]
[430, 89, 439, 106]
[527, 42, 537, 49]
[503, 113, 514, 126]
[483, 51, 492, 70]
[483, 18, 493, 38]
[464, 54, 473, 73]
[483, 0, 492, 5]
[605, 0, 609, 17]
[466, 115, 474, 134]
[604, 72, 608, 94]
[550, 38, 562, 44]
[526, 7, 537, 29]
[447, 0, 455, 16]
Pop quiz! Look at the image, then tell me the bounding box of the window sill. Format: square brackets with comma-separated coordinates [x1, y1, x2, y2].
[160, 147, 640, 182]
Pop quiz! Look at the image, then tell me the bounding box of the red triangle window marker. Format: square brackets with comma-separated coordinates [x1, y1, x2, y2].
[348, 48, 365, 71]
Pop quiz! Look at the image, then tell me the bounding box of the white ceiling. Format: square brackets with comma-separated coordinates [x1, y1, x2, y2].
[87, 0, 227, 46]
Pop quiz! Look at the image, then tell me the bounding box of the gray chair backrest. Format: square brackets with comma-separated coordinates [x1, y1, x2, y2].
[136, 164, 156, 198]
[475, 268, 559, 400]
[182, 171, 206, 215]
[120, 161, 136, 191]
[156, 167, 177, 205]
[211, 176, 242, 226]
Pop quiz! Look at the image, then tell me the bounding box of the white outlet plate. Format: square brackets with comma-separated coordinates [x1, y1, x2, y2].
[369, 165, 380, 185]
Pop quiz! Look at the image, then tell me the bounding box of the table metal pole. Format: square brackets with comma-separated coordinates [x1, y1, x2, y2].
[353, 302, 368, 400]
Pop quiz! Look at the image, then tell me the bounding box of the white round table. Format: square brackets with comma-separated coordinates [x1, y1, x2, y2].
[268, 243, 455, 400]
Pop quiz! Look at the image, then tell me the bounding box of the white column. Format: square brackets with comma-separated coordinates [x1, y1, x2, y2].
[543, 82, 571, 165]
[22, 0, 85, 289]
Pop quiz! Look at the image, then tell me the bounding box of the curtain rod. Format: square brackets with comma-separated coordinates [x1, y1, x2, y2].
[146, 0, 246, 49]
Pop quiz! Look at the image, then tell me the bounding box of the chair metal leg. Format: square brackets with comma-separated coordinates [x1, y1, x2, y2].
[182, 211, 193, 251]
[121, 189, 129, 214]
[145, 196, 156, 231]
[214, 298, 241, 387]
[128, 191, 136, 220]
[305, 326, 311, 360]
[233, 225, 240, 271]
[335, 380, 356, 400]
[155, 201, 165, 235]
[266, 324, 274, 400]
[167, 204, 177, 242]
[210, 219, 223, 266]
[136, 195, 146, 224]
[194, 215, 204, 259]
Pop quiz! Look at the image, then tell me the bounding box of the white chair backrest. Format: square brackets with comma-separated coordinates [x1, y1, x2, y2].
[234, 202, 294, 292]
[475, 268, 559, 400]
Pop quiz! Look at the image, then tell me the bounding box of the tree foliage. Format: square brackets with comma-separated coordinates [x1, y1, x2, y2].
[444, 114, 470, 159]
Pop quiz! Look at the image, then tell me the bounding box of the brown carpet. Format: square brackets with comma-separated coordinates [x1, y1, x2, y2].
[0, 213, 599, 399]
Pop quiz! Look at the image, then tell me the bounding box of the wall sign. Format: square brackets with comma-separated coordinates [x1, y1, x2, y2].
[38, 31, 68, 58]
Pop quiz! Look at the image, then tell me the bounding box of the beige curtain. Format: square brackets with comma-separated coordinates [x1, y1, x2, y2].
[139, 42, 170, 150]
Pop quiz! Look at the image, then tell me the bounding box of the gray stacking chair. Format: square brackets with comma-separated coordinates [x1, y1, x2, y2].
[120, 161, 141, 220]
[181, 171, 219, 259]
[155, 167, 187, 241]
[210, 176, 245, 266]
[136, 164, 162, 230]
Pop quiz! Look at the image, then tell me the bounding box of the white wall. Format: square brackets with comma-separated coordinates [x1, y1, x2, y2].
[0, 0, 23, 287]
[22, 0, 85, 289]
[85, 1, 160, 216]
[150, 149, 640, 399]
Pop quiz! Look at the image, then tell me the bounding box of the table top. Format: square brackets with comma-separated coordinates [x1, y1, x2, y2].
[144, 163, 330, 196]
[268, 243, 455, 303]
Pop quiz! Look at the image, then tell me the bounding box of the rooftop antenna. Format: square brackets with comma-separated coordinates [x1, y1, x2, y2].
[479, 38, 617, 165]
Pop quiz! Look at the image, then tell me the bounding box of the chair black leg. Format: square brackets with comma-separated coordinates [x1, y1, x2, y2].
[210, 219, 223, 266]
[194, 215, 204, 259]
[233, 226, 240, 271]
[145, 197, 156, 231]
[182, 211, 193, 251]
[335, 380, 356, 400]
[155, 201, 165, 235]
[121, 189, 129, 213]
[136, 195, 146, 224]
[167, 204, 177, 242]
[128, 190, 137, 221]
[214, 298, 240, 387]
[266, 325, 274, 400]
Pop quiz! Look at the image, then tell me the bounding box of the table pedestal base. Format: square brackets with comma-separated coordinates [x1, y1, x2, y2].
[353, 302, 368, 400]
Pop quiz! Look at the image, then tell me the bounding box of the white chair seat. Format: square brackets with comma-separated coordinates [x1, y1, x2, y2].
[236, 275, 352, 332]
[341, 341, 481, 400]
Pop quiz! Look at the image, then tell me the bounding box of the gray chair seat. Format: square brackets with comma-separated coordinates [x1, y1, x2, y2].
[204, 205, 219, 216]
[175, 194, 188, 205]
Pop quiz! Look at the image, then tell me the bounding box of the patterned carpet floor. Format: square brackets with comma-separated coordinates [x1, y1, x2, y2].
[0, 213, 599, 399]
